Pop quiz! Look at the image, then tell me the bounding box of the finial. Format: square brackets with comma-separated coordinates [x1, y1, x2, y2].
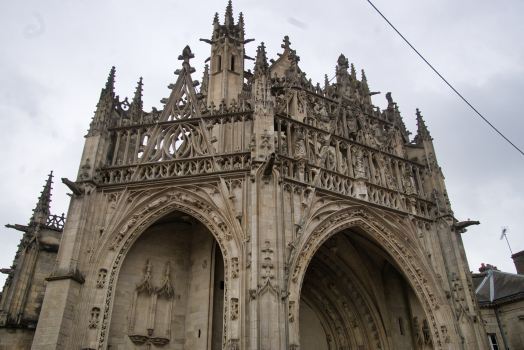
[178, 46, 196, 74]
[105, 66, 116, 92]
[213, 12, 219, 24]
[32, 171, 53, 224]
[281, 36, 291, 51]
[225, 0, 234, 26]
[337, 54, 349, 70]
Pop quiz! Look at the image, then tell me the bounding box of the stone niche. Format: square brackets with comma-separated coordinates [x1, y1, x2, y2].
[107, 211, 224, 350]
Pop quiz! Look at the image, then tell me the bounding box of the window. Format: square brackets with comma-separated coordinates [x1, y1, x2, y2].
[398, 317, 404, 336]
[488, 334, 499, 350]
[217, 55, 222, 71]
[231, 55, 235, 71]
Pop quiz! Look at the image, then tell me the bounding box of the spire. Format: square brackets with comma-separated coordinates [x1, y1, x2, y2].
[413, 108, 432, 144]
[225, 0, 234, 26]
[32, 171, 53, 224]
[254, 42, 269, 78]
[178, 45, 196, 74]
[104, 66, 116, 93]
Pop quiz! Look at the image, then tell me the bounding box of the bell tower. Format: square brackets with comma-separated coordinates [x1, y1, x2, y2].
[200, 1, 253, 108]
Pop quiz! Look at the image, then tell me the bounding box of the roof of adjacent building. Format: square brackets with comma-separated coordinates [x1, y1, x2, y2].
[472, 266, 524, 304]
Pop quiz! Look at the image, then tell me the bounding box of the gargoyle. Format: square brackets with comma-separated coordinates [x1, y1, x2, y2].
[453, 220, 480, 231]
[62, 178, 84, 196]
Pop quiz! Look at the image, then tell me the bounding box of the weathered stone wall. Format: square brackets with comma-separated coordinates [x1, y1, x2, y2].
[0, 328, 35, 350]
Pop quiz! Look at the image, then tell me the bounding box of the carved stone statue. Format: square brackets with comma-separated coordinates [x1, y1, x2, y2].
[346, 110, 359, 141]
[294, 128, 307, 159]
[353, 148, 367, 179]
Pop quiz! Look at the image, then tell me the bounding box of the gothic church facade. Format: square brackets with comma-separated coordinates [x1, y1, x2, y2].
[1, 2, 492, 349]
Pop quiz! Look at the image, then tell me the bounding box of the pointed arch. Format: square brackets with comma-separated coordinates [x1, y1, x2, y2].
[287, 206, 452, 349]
[88, 188, 241, 350]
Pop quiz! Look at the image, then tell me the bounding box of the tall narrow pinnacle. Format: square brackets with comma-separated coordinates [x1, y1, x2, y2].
[132, 77, 144, 110]
[238, 12, 245, 36]
[201, 64, 209, 93]
[32, 171, 53, 223]
[361, 69, 370, 93]
[414, 108, 432, 144]
[225, 0, 234, 26]
[350, 63, 356, 83]
[213, 12, 219, 24]
[254, 42, 269, 77]
[105, 66, 116, 93]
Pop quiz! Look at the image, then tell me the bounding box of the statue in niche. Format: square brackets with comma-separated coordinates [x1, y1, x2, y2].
[414, 317, 423, 345]
[294, 128, 307, 159]
[384, 125, 398, 154]
[313, 101, 330, 131]
[384, 164, 397, 190]
[372, 121, 386, 148]
[275, 135, 288, 156]
[346, 109, 360, 141]
[403, 169, 417, 195]
[353, 148, 367, 179]
[374, 168, 382, 186]
[340, 156, 348, 175]
[281, 135, 288, 156]
[327, 150, 336, 171]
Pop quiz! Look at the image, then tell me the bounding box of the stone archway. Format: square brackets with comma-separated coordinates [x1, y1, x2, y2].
[106, 210, 225, 349]
[298, 227, 435, 350]
[288, 208, 451, 349]
[91, 189, 240, 350]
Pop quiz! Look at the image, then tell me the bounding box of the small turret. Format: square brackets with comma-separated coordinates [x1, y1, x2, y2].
[200, 1, 253, 107]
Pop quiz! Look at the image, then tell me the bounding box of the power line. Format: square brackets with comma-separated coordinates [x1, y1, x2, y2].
[367, 0, 524, 156]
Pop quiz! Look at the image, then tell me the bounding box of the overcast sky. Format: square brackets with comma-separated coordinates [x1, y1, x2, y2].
[1, 0, 523, 287]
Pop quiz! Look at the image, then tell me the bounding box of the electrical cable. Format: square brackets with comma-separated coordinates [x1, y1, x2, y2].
[367, 0, 524, 156]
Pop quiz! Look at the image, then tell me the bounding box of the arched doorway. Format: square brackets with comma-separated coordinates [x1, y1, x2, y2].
[299, 226, 434, 350]
[107, 210, 225, 349]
